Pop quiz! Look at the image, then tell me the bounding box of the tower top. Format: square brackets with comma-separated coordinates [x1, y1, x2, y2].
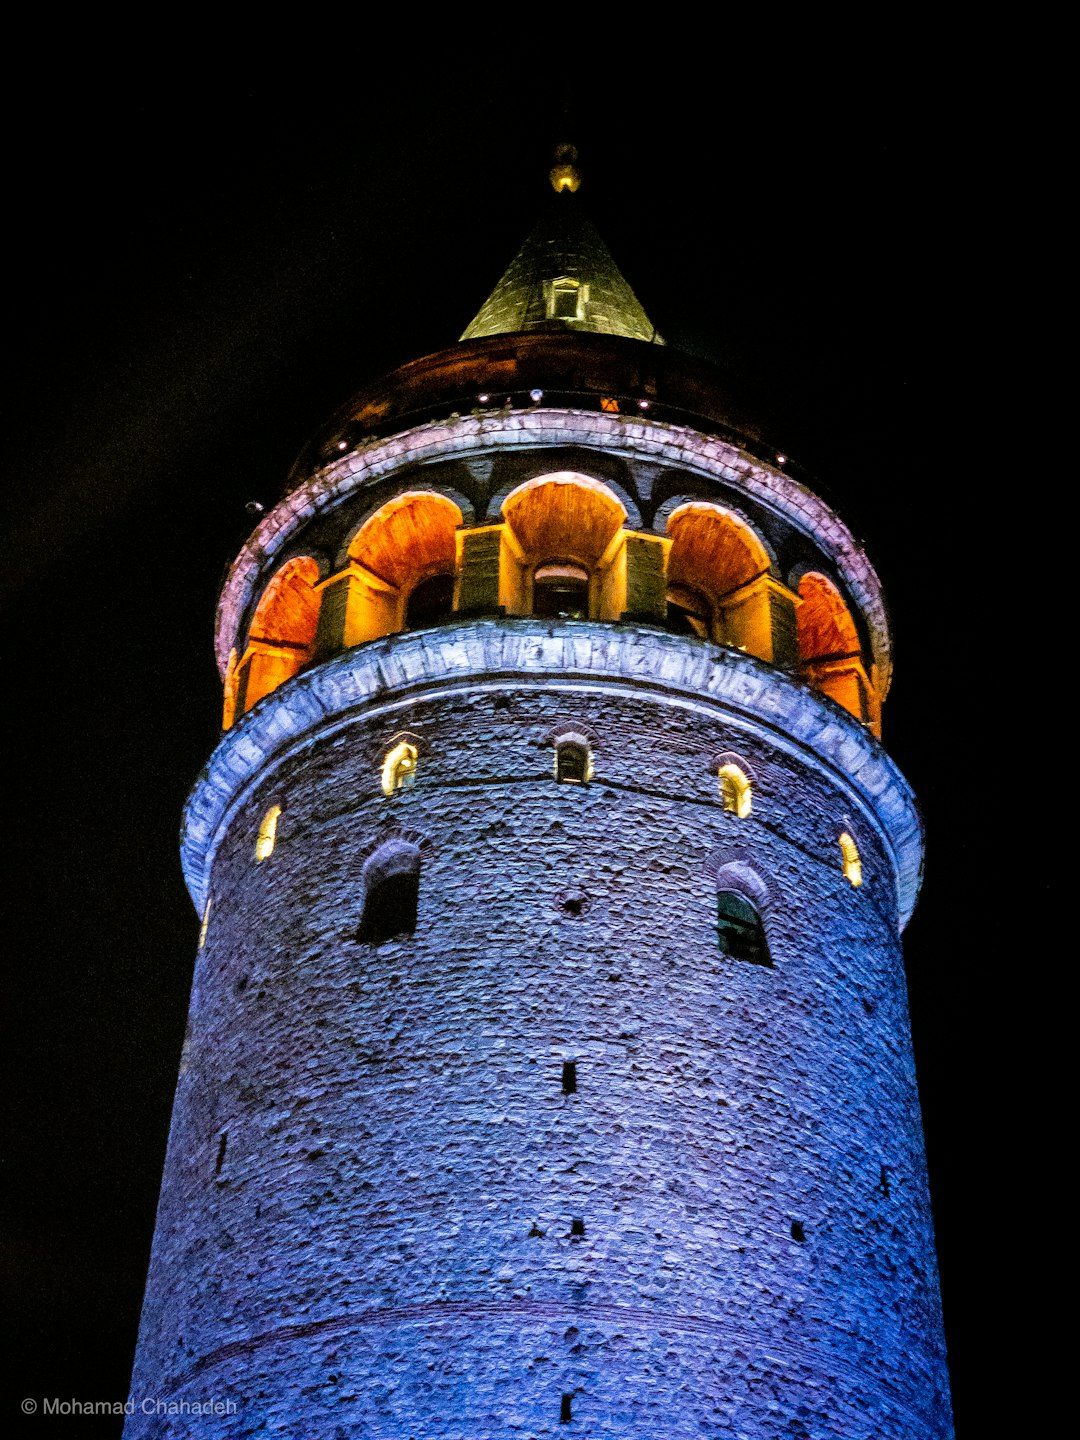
[460, 165, 662, 345]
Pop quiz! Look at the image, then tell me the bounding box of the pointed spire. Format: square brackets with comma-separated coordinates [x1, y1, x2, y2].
[460, 146, 662, 346]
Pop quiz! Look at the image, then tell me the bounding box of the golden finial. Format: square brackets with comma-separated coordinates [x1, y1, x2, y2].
[549, 142, 581, 194]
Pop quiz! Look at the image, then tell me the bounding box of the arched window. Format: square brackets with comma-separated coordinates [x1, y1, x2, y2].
[254, 805, 281, 861]
[240, 557, 321, 712]
[839, 831, 863, 887]
[381, 742, 418, 796]
[405, 572, 455, 630]
[718, 764, 752, 817]
[665, 584, 711, 638]
[717, 891, 770, 966]
[553, 732, 593, 783]
[358, 839, 420, 945]
[533, 562, 589, 619]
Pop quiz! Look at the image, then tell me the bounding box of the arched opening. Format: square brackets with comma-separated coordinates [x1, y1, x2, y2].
[665, 583, 711, 638]
[381, 741, 418, 796]
[502, 473, 627, 620]
[239, 557, 321, 712]
[797, 573, 879, 731]
[718, 764, 752, 817]
[534, 562, 590, 619]
[405, 572, 455, 629]
[666, 504, 773, 655]
[555, 739, 591, 783]
[358, 839, 420, 945]
[342, 491, 463, 645]
[839, 831, 863, 887]
[717, 890, 770, 966]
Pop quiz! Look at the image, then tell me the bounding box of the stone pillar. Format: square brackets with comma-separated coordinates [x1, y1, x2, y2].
[314, 563, 399, 659]
[721, 574, 800, 666]
[621, 531, 668, 624]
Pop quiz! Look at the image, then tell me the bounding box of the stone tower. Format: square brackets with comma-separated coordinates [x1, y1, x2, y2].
[126, 157, 953, 1437]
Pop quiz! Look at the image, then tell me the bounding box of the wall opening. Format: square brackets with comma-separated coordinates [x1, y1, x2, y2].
[405, 572, 455, 630]
[254, 805, 281, 862]
[214, 1132, 227, 1176]
[198, 898, 212, 950]
[791, 1220, 806, 1242]
[718, 763, 752, 817]
[839, 831, 863, 887]
[381, 742, 418, 796]
[358, 839, 421, 945]
[533, 562, 589, 619]
[562, 1060, 577, 1094]
[560, 1394, 573, 1424]
[555, 739, 592, 784]
[570, 1217, 585, 1238]
[239, 556, 321, 713]
[717, 891, 770, 966]
[665, 583, 711, 638]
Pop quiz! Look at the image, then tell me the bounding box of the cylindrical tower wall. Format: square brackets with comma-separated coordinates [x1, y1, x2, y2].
[127, 625, 949, 1438]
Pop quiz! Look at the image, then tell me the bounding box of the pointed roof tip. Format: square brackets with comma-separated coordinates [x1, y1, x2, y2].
[460, 144, 663, 346]
[549, 141, 582, 195]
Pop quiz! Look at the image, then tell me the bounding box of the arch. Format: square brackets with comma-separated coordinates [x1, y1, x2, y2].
[665, 583, 711, 638]
[716, 891, 770, 967]
[552, 730, 593, 783]
[239, 557, 321, 712]
[381, 741, 418, 796]
[797, 572, 879, 732]
[405, 572, 455, 629]
[797, 572, 861, 663]
[718, 763, 752, 818]
[347, 490, 463, 586]
[839, 831, 863, 887]
[666, 503, 774, 654]
[358, 837, 421, 945]
[502, 472, 627, 620]
[254, 804, 281, 862]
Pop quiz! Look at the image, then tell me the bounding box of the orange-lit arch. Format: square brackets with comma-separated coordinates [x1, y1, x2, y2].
[348, 491, 463, 587]
[502, 473, 627, 567]
[666, 503, 772, 653]
[797, 572, 879, 733]
[797, 573, 861, 662]
[239, 556, 321, 713]
[667, 503, 770, 599]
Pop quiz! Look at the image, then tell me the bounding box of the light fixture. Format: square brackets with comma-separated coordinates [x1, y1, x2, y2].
[530, 388, 543, 403]
[638, 399, 650, 410]
[776, 453, 786, 466]
[477, 393, 490, 404]
[338, 440, 347, 450]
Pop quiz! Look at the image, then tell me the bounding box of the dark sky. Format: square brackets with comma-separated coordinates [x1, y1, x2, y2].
[4, 57, 999, 1436]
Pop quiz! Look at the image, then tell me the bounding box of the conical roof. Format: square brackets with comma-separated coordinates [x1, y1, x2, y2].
[461, 194, 662, 345]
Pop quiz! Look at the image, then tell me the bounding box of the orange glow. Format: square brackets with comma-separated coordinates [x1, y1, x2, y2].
[221, 648, 239, 731]
[239, 557, 321, 712]
[198, 898, 211, 949]
[798, 573, 880, 733]
[502, 473, 628, 619]
[666, 503, 778, 655]
[348, 491, 462, 588]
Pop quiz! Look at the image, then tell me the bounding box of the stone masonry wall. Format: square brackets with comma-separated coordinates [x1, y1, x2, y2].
[127, 680, 951, 1438]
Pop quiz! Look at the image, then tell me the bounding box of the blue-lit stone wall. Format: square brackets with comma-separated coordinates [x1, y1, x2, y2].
[126, 650, 951, 1437]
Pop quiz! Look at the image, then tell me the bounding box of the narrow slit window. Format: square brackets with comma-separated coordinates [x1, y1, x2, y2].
[561, 1060, 577, 1094]
[214, 1132, 227, 1176]
[560, 1394, 573, 1424]
[381, 742, 418, 796]
[198, 898, 212, 950]
[358, 840, 421, 946]
[839, 831, 863, 887]
[717, 890, 770, 966]
[556, 741, 591, 784]
[718, 764, 752, 817]
[254, 805, 281, 861]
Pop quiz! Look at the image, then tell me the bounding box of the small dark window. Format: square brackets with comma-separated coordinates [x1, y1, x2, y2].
[560, 1394, 573, 1423]
[556, 743, 589, 784]
[562, 1060, 577, 1094]
[405, 573, 455, 630]
[534, 563, 589, 619]
[358, 842, 421, 945]
[665, 586, 710, 638]
[570, 1217, 585, 1237]
[717, 891, 770, 966]
[214, 1132, 227, 1176]
[790, 1220, 806, 1242]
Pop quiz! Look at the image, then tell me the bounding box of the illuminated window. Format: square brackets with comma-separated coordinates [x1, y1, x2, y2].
[254, 805, 281, 861]
[382, 742, 418, 796]
[839, 831, 863, 887]
[718, 764, 752, 818]
[405, 572, 455, 630]
[358, 839, 420, 945]
[549, 277, 583, 321]
[198, 898, 212, 949]
[534, 562, 589, 619]
[717, 891, 770, 966]
[555, 739, 592, 784]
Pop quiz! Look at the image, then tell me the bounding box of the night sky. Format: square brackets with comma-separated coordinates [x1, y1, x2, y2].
[4, 58, 998, 1436]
